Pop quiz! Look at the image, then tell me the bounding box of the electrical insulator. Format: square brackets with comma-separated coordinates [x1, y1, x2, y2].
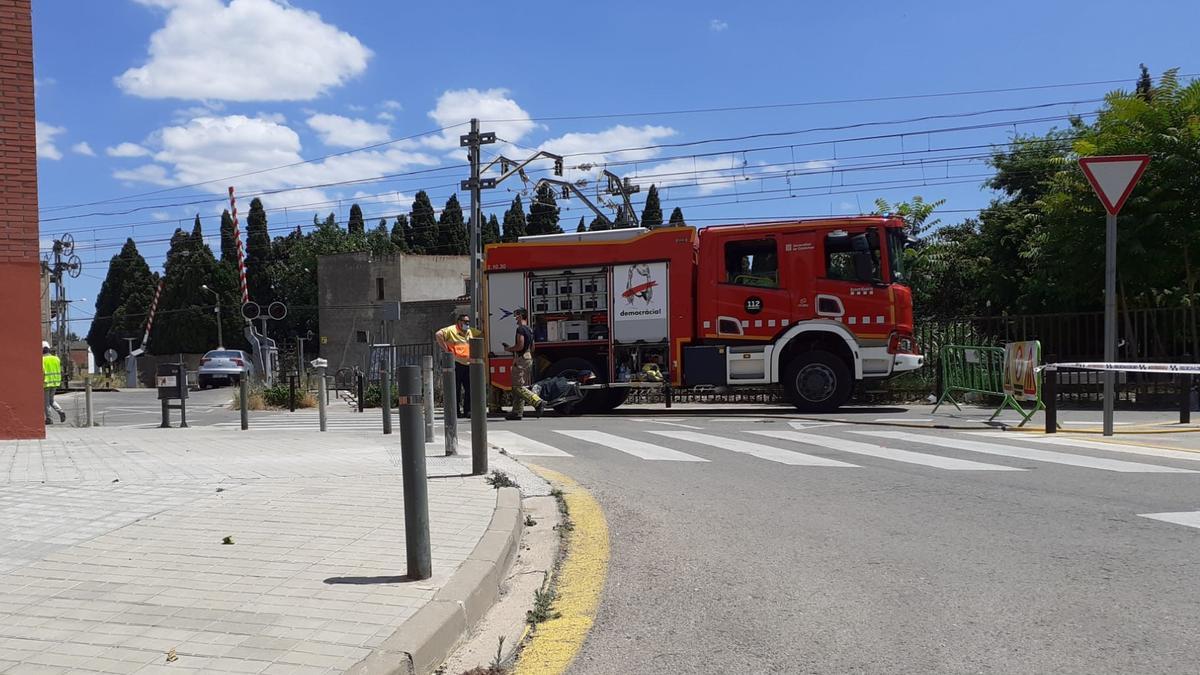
[561, 186, 570, 200]
[554, 158, 564, 176]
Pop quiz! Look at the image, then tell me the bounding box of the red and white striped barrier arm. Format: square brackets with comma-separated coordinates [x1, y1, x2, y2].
[229, 186, 249, 305]
[141, 277, 165, 347]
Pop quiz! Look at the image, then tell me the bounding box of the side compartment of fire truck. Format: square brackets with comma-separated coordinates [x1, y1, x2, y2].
[487, 261, 673, 414]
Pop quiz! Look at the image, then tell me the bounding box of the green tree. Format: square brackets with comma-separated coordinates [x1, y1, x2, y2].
[482, 214, 501, 246]
[588, 214, 610, 231]
[245, 197, 273, 305]
[576, 216, 586, 233]
[437, 194, 469, 254]
[409, 191, 438, 254]
[528, 184, 562, 235]
[668, 206, 686, 226]
[501, 195, 528, 242]
[219, 209, 238, 264]
[348, 203, 365, 235]
[86, 238, 155, 361]
[391, 214, 411, 253]
[367, 219, 396, 255]
[153, 224, 221, 354]
[613, 205, 634, 229]
[641, 184, 663, 228]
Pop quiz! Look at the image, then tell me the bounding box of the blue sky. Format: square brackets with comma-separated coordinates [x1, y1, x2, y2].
[31, 0, 1198, 328]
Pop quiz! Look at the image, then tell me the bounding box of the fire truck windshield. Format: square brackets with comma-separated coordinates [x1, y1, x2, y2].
[887, 228, 910, 284]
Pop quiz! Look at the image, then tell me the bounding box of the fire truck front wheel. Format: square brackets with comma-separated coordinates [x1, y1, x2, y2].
[783, 351, 851, 413]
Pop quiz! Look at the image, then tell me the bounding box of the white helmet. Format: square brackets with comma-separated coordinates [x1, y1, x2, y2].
[41, 341, 50, 350]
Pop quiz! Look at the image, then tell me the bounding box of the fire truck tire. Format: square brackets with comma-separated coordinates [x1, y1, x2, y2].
[782, 351, 851, 413]
[543, 357, 603, 415]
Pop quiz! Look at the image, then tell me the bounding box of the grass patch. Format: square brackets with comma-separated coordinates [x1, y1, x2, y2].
[525, 581, 562, 626]
[485, 470, 519, 489]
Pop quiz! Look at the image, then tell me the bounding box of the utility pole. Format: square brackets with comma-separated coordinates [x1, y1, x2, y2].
[460, 120, 563, 472]
[46, 234, 81, 382]
[201, 284, 223, 348]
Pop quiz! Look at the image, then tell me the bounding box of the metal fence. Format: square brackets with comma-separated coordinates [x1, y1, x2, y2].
[366, 343, 436, 383]
[912, 307, 1199, 405]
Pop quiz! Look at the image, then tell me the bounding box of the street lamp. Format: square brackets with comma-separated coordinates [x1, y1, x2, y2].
[200, 284, 223, 348]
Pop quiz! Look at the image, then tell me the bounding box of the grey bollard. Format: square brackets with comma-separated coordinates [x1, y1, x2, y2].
[469, 337, 487, 475]
[422, 355, 435, 443]
[318, 369, 328, 432]
[239, 377, 249, 430]
[84, 375, 93, 428]
[397, 365, 432, 580]
[381, 363, 392, 435]
[442, 351, 458, 456]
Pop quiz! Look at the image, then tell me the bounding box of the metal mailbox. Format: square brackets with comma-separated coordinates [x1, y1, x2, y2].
[156, 363, 188, 401]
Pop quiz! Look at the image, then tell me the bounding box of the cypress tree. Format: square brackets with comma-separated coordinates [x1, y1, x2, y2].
[641, 184, 663, 229]
[245, 197, 272, 304]
[348, 203, 365, 235]
[589, 214, 611, 231]
[613, 204, 634, 229]
[668, 206, 686, 227]
[576, 216, 586, 233]
[219, 209, 237, 264]
[153, 227, 220, 354]
[409, 191, 437, 254]
[482, 214, 501, 245]
[501, 195, 528, 242]
[87, 238, 153, 361]
[391, 214, 410, 253]
[528, 183, 562, 235]
[1136, 63, 1153, 101]
[437, 194, 468, 254]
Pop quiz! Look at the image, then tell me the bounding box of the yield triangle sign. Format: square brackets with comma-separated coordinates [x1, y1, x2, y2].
[1078, 155, 1150, 215]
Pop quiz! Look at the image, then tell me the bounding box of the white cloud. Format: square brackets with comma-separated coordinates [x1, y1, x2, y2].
[426, 88, 536, 150]
[537, 125, 678, 193]
[710, 19, 728, 32]
[306, 113, 391, 148]
[35, 121, 66, 160]
[71, 141, 96, 157]
[380, 99, 403, 111]
[802, 160, 835, 171]
[106, 142, 152, 158]
[114, 114, 441, 210]
[172, 102, 225, 122]
[347, 103, 365, 112]
[634, 156, 743, 196]
[117, 0, 371, 101]
[377, 111, 395, 122]
[151, 211, 172, 221]
[114, 163, 174, 186]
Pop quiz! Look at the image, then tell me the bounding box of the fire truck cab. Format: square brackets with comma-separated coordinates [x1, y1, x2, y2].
[484, 217, 922, 413]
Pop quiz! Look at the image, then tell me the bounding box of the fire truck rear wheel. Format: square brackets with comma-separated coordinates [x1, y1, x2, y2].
[783, 351, 851, 413]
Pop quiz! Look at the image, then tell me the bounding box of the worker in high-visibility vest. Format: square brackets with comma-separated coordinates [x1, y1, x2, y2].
[42, 341, 66, 424]
[435, 313, 479, 418]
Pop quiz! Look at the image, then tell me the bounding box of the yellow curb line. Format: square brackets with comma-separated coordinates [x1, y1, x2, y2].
[513, 465, 609, 675]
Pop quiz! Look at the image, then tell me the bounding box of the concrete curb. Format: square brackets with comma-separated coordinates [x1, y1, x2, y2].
[345, 486, 523, 675]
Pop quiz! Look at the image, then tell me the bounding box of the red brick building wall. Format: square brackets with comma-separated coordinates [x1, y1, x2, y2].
[0, 0, 46, 439]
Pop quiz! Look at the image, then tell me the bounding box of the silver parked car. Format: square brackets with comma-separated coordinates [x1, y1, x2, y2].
[197, 349, 255, 389]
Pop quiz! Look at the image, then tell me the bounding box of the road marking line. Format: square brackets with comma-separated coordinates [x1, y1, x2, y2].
[634, 419, 705, 430]
[1140, 511, 1200, 530]
[1063, 420, 1133, 426]
[488, 430, 573, 457]
[554, 430, 709, 462]
[516, 465, 609, 674]
[862, 431, 1197, 474]
[874, 417, 934, 422]
[981, 433, 1200, 462]
[788, 421, 846, 430]
[750, 430, 1024, 471]
[706, 418, 768, 423]
[646, 430, 858, 467]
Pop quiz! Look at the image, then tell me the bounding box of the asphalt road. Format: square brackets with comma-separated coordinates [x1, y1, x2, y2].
[71, 390, 1200, 672]
[485, 413, 1200, 674]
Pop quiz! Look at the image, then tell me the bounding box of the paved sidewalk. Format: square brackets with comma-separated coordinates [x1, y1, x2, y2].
[0, 427, 499, 674]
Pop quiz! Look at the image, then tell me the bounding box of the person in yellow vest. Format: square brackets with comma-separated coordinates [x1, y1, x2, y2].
[42, 341, 66, 424]
[640, 353, 665, 382]
[435, 313, 479, 418]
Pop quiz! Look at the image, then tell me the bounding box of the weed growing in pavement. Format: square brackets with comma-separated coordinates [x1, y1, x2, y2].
[548, 487, 574, 531]
[491, 636, 506, 669]
[485, 470, 519, 489]
[526, 583, 562, 626]
[524, 514, 537, 527]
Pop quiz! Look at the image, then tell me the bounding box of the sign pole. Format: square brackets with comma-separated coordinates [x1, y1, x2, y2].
[1103, 212, 1117, 437]
[1078, 155, 1150, 438]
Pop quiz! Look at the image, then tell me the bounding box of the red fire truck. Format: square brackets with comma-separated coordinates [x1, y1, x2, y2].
[483, 217, 923, 413]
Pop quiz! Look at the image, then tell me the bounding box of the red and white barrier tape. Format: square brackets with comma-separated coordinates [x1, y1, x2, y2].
[1045, 362, 1200, 374]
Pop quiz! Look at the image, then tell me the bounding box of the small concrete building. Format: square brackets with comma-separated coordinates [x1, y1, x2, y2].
[317, 252, 470, 372]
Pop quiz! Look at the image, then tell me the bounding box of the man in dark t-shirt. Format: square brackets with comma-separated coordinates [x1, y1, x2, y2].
[502, 308, 543, 420]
